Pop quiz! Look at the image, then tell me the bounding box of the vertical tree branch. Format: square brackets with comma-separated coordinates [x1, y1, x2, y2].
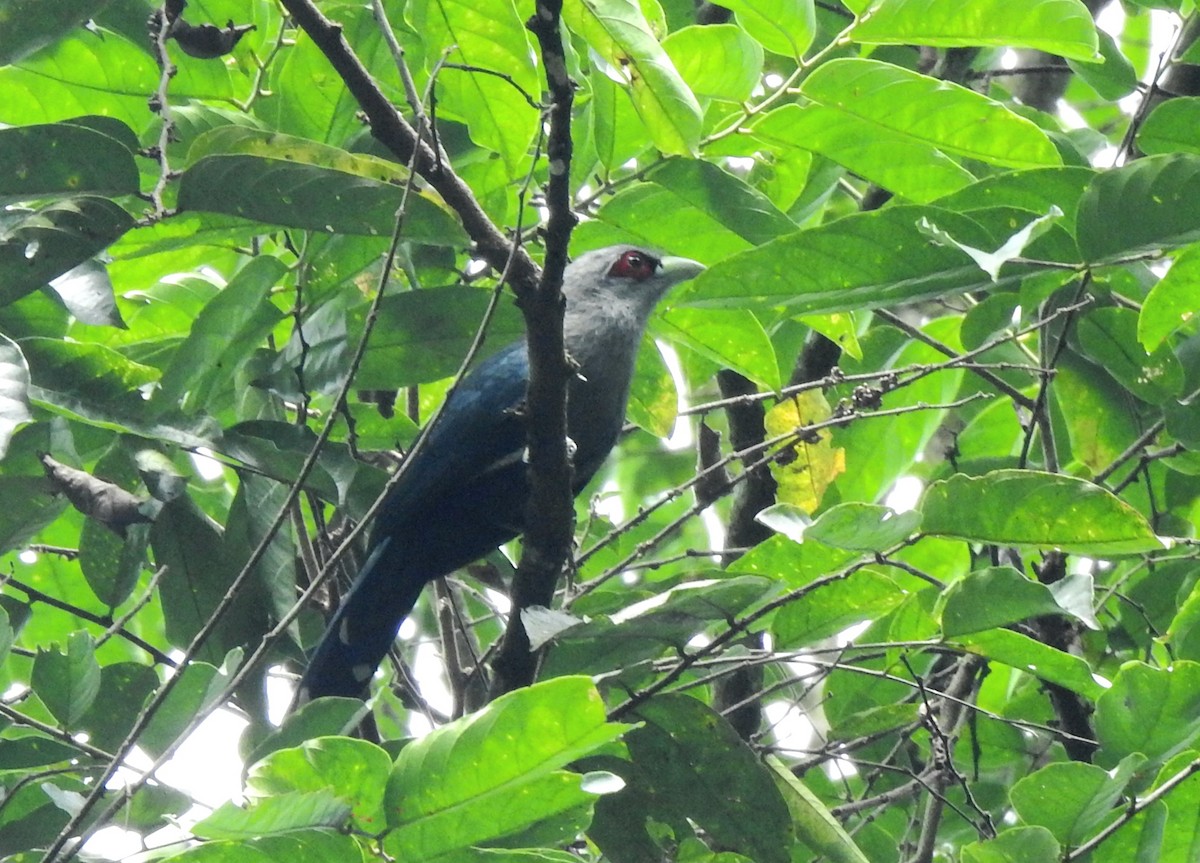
[490, 0, 578, 695]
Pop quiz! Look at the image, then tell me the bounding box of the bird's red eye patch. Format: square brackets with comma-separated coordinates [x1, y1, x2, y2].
[608, 249, 659, 281]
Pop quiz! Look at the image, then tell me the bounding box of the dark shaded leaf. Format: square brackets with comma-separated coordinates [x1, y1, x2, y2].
[0, 196, 133, 306]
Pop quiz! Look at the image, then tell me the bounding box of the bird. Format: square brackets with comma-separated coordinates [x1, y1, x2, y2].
[295, 245, 705, 703]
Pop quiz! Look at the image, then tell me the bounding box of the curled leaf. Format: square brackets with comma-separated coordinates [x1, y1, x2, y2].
[40, 453, 153, 536]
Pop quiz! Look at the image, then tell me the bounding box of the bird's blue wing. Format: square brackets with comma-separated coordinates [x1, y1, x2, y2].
[371, 340, 531, 546]
[297, 341, 531, 701]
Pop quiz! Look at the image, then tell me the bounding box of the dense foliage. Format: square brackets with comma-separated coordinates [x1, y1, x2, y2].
[3, 0, 1200, 861]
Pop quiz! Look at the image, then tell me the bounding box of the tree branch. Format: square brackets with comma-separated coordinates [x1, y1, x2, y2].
[490, 0, 578, 696]
[276, 0, 537, 285]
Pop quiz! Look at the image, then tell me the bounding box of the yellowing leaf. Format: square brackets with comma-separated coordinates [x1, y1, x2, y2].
[765, 392, 845, 514]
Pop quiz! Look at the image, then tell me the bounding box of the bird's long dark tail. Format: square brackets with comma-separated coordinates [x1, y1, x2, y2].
[295, 537, 427, 703]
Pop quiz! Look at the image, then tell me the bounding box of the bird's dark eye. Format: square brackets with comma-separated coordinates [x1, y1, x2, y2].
[607, 249, 659, 281]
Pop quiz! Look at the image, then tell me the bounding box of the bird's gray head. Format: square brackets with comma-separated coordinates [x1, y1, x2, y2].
[561, 246, 705, 323]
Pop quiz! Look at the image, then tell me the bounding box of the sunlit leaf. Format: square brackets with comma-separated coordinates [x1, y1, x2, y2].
[718, 0, 815, 58]
[753, 104, 975, 203]
[407, 0, 538, 174]
[850, 0, 1098, 60]
[800, 59, 1061, 169]
[563, 0, 703, 155]
[383, 677, 629, 860]
[921, 470, 1164, 555]
[1010, 758, 1141, 846]
[662, 25, 763, 102]
[1139, 241, 1200, 350]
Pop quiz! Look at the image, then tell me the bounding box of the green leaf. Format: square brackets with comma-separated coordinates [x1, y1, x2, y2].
[223, 473, 298, 637]
[0, 776, 86, 854]
[581, 154, 799, 260]
[661, 25, 763, 102]
[800, 59, 1061, 169]
[0, 0, 113, 66]
[717, 0, 815, 58]
[1076, 307, 1184, 404]
[543, 577, 774, 679]
[752, 104, 975, 203]
[242, 697, 370, 768]
[676, 206, 1015, 314]
[116, 784, 192, 835]
[139, 656, 236, 759]
[134, 449, 187, 504]
[192, 791, 352, 839]
[1054, 353, 1141, 474]
[407, 0, 538, 175]
[384, 677, 630, 860]
[767, 756, 870, 863]
[151, 495, 257, 662]
[1010, 757, 1141, 845]
[648, 159, 797, 248]
[1077, 154, 1200, 262]
[952, 629, 1105, 698]
[940, 566, 1089, 637]
[21, 341, 215, 447]
[1068, 28, 1138, 99]
[80, 514, 149, 610]
[832, 318, 965, 505]
[259, 3, 393, 145]
[653, 307, 780, 391]
[728, 533, 859, 586]
[588, 64, 651, 171]
[1124, 753, 1200, 862]
[1095, 661, 1200, 766]
[0, 735, 81, 769]
[31, 630, 100, 729]
[1139, 241, 1200, 351]
[248, 737, 391, 833]
[186, 127, 404, 183]
[582, 183, 758, 265]
[156, 255, 287, 413]
[626, 335, 677, 437]
[0, 334, 31, 459]
[1137, 97, 1200, 157]
[961, 827, 1060, 863]
[77, 662, 160, 752]
[590, 695, 793, 863]
[178, 153, 464, 242]
[563, 0, 703, 155]
[158, 829, 366, 863]
[352, 287, 526, 390]
[803, 503, 921, 552]
[0, 605, 12, 665]
[0, 120, 140, 202]
[773, 569, 907, 647]
[933, 165, 1096, 228]
[22, 336, 156, 419]
[0, 27, 243, 128]
[0, 196, 133, 306]
[918, 206, 1063, 281]
[849, 0, 1098, 61]
[220, 422, 364, 508]
[920, 470, 1163, 555]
